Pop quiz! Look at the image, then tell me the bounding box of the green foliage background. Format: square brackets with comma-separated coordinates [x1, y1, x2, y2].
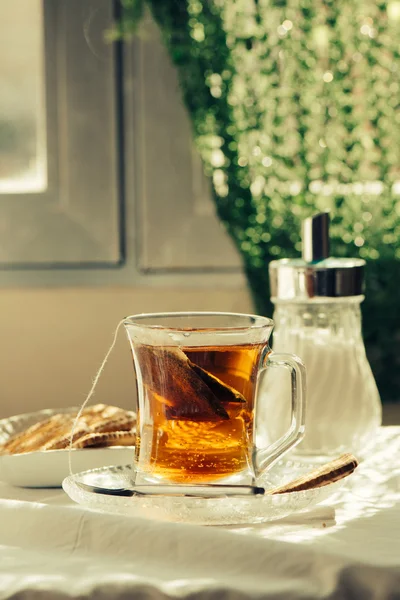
[116, 0, 400, 402]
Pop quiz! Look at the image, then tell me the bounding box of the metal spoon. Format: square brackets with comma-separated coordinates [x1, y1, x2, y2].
[75, 453, 358, 499]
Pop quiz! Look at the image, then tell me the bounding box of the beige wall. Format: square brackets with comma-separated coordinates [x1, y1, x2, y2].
[0, 286, 253, 419]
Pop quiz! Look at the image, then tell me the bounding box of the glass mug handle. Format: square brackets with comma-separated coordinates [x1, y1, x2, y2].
[253, 351, 306, 478]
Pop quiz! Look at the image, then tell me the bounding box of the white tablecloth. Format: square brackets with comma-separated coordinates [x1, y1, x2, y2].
[0, 427, 399, 599]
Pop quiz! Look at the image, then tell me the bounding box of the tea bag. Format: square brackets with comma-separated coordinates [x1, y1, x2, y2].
[135, 345, 245, 421]
[188, 361, 246, 404]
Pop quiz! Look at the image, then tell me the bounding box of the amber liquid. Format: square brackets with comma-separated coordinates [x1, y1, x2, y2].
[133, 342, 265, 482]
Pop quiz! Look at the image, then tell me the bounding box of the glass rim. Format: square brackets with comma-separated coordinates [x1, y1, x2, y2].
[123, 311, 273, 332]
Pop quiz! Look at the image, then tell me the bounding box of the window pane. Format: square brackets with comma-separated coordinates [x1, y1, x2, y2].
[0, 0, 46, 193]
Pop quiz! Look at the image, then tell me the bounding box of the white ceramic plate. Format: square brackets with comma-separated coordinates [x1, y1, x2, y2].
[0, 408, 135, 488]
[62, 460, 345, 525]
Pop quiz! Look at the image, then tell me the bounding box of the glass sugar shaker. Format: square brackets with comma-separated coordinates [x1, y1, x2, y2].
[265, 212, 382, 459]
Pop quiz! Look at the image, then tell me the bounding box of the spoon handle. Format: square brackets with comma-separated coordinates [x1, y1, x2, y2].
[75, 454, 358, 499]
[267, 453, 358, 495]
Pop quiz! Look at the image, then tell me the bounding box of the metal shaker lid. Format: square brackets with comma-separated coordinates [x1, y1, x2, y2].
[302, 212, 330, 262]
[269, 212, 365, 301]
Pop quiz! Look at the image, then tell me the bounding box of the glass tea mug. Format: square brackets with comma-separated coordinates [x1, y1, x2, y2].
[124, 312, 306, 484]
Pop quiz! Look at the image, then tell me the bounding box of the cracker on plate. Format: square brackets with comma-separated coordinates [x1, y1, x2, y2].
[0, 404, 136, 454]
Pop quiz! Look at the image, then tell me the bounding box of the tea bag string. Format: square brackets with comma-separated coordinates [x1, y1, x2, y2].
[68, 318, 126, 477]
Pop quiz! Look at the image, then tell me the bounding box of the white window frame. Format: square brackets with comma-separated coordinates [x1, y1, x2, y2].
[0, 0, 243, 289]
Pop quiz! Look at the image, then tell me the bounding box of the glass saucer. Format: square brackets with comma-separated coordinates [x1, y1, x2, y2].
[62, 459, 345, 525]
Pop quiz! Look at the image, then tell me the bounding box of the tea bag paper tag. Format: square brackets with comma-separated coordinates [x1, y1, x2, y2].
[68, 318, 126, 476]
